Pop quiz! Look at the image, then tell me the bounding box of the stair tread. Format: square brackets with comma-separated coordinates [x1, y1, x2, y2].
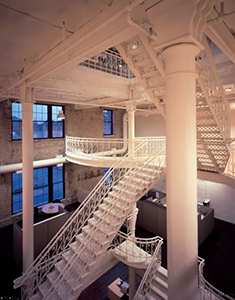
[149, 283, 168, 299]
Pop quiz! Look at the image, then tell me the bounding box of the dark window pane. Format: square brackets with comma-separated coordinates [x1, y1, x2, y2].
[53, 182, 63, 200]
[12, 122, 22, 140]
[33, 122, 48, 138]
[52, 106, 64, 137]
[53, 166, 64, 200]
[103, 110, 113, 135]
[52, 121, 63, 138]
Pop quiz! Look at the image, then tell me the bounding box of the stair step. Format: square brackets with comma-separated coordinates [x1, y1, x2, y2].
[88, 217, 116, 242]
[29, 293, 42, 300]
[111, 187, 138, 198]
[63, 248, 97, 270]
[152, 276, 168, 293]
[122, 175, 150, 186]
[98, 202, 128, 217]
[82, 224, 115, 245]
[93, 209, 121, 226]
[38, 279, 52, 298]
[149, 283, 168, 300]
[145, 292, 156, 300]
[158, 266, 168, 281]
[103, 197, 130, 211]
[55, 259, 84, 290]
[108, 190, 134, 201]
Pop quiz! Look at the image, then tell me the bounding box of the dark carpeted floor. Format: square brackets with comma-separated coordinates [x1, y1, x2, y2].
[0, 218, 235, 299]
[199, 218, 235, 298]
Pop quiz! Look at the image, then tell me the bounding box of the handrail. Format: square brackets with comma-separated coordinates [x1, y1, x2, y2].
[133, 237, 163, 300]
[14, 137, 166, 300]
[66, 136, 166, 158]
[111, 230, 162, 264]
[43, 144, 166, 299]
[198, 257, 235, 300]
[80, 49, 134, 79]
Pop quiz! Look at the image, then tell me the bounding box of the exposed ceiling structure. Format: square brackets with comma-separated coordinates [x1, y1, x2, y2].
[0, 0, 234, 111]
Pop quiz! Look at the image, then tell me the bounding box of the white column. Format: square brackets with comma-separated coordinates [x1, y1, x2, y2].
[129, 207, 139, 236]
[126, 103, 135, 156]
[126, 102, 137, 236]
[129, 266, 136, 300]
[21, 86, 34, 271]
[162, 44, 200, 300]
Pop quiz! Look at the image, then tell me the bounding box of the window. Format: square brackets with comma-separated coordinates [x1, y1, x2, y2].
[12, 103, 64, 140]
[103, 109, 113, 135]
[104, 167, 113, 186]
[12, 165, 64, 214]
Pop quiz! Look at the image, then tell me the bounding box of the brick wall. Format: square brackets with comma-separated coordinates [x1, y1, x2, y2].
[0, 100, 124, 224]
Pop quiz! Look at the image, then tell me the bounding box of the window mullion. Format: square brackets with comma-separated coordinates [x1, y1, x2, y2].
[48, 166, 53, 202]
[48, 105, 52, 138]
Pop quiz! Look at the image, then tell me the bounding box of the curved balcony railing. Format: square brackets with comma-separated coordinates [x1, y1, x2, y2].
[111, 231, 163, 268]
[198, 257, 235, 300]
[80, 49, 134, 79]
[65, 136, 166, 162]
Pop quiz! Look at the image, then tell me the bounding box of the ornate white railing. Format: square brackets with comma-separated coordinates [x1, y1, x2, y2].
[14, 138, 166, 300]
[198, 258, 235, 300]
[80, 49, 134, 79]
[133, 238, 163, 300]
[111, 231, 163, 267]
[197, 35, 231, 142]
[66, 136, 166, 159]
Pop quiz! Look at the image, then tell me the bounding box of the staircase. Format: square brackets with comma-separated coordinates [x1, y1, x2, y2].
[117, 34, 231, 174]
[14, 138, 165, 300]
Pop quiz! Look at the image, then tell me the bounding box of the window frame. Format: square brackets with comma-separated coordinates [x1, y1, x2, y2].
[11, 103, 65, 141]
[103, 109, 114, 136]
[11, 165, 65, 214]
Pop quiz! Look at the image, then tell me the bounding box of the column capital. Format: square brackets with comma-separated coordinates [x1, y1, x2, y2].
[162, 43, 201, 59]
[126, 101, 136, 112]
[20, 86, 35, 104]
[162, 43, 201, 80]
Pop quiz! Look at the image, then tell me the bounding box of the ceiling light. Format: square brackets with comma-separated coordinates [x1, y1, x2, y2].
[225, 88, 232, 92]
[57, 110, 65, 120]
[132, 44, 138, 49]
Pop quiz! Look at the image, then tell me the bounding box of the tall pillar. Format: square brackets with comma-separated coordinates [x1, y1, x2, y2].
[129, 266, 136, 300]
[126, 102, 136, 156]
[126, 102, 137, 237]
[21, 86, 34, 271]
[162, 44, 200, 300]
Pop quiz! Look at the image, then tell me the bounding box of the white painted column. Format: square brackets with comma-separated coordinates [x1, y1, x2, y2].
[126, 102, 137, 236]
[21, 86, 34, 271]
[127, 103, 136, 156]
[129, 266, 136, 300]
[162, 44, 200, 300]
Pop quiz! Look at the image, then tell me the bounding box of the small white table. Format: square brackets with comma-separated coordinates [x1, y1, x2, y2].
[42, 203, 64, 214]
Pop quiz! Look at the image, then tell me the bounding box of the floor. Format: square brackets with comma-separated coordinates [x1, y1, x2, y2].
[0, 220, 235, 300]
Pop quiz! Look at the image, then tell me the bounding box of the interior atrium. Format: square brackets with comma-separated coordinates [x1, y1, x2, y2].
[0, 0, 235, 300]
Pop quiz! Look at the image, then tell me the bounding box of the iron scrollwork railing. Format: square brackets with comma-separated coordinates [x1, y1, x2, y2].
[111, 231, 163, 268]
[80, 49, 134, 79]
